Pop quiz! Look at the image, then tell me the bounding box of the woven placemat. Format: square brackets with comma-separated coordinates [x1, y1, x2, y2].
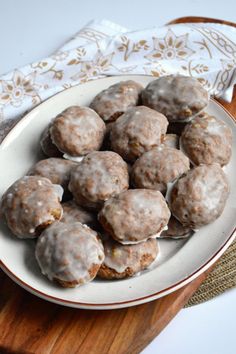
[186, 238, 236, 307]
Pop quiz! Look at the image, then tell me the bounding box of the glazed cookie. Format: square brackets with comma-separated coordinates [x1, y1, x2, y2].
[98, 238, 159, 279]
[69, 151, 129, 210]
[98, 189, 170, 244]
[181, 113, 232, 166]
[35, 221, 104, 287]
[40, 123, 62, 157]
[110, 106, 168, 162]
[90, 80, 143, 122]
[160, 215, 193, 239]
[162, 134, 179, 149]
[141, 75, 209, 122]
[170, 164, 229, 228]
[28, 158, 77, 198]
[1, 176, 63, 238]
[61, 200, 100, 230]
[50, 106, 106, 157]
[131, 146, 190, 192]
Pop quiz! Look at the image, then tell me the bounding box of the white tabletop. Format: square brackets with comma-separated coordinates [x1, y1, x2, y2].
[1, 1, 236, 353]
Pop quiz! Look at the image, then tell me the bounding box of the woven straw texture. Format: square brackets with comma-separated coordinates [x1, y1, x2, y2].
[186, 238, 236, 307]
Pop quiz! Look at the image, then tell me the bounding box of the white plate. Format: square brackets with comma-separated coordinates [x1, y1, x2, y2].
[0, 75, 235, 310]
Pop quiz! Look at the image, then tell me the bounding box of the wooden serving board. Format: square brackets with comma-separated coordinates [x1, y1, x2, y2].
[0, 16, 236, 354]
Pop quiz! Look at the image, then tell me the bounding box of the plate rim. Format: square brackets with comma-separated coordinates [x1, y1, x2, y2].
[0, 76, 236, 309]
[1, 228, 235, 309]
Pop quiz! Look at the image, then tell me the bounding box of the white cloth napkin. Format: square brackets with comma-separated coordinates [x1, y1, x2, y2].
[0, 19, 236, 141]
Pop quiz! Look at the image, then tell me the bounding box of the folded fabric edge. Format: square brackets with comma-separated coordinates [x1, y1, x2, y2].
[0, 19, 235, 124]
[90, 18, 129, 33]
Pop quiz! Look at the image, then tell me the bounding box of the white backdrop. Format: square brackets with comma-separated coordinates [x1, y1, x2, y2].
[0, 1, 236, 354]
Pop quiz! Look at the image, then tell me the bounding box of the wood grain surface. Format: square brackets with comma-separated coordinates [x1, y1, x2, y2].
[0, 267, 212, 354]
[0, 16, 236, 354]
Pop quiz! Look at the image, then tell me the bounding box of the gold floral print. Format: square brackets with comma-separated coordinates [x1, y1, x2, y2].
[51, 51, 69, 62]
[70, 50, 114, 82]
[180, 60, 211, 90]
[67, 48, 87, 66]
[144, 64, 168, 77]
[181, 61, 209, 75]
[30, 61, 49, 70]
[145, 29, 195, 61]
[0, 70, 40, 107]
[196, 77, 211, 90]
[0, 21, 235, 131]
[214, 59, 236, 93]
[30, 60, 66, 81]
[118, 36, 149, 61]
[76, 28, 109, 47]
[42, 63, 64, 80]
[193, 26, 236, 59]
[31, 60, 64, 80]
[194, 39, 212, 59]
[62, 83, 74, 90]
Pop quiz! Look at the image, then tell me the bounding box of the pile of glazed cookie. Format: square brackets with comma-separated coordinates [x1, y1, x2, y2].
[1, 75, 233, 288]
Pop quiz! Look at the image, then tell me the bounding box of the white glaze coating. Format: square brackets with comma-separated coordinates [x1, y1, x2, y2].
[99, 189, 171, 243]
[110, 106, 168, 162]
[63, 154, 84, 163]
[118, 226, 167, 245]
[35, 221, 104, 286]
[141, 75, 209, 122]
[181, 113, 233, 166]
[132, 146, 190, 192]
[28, 157, 77, 192]
[69, 151, 129, 209]
[50, 106, 106, 156]
[1, 176, 63, 238]
[61, 200, 100, 230]
[170, 164, 230, 228]
[100, 238, 159, 274]
[90, 80, 143, 122]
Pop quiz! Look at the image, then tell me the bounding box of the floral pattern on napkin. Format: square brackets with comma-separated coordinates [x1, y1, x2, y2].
[0, 19, 236, 140]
